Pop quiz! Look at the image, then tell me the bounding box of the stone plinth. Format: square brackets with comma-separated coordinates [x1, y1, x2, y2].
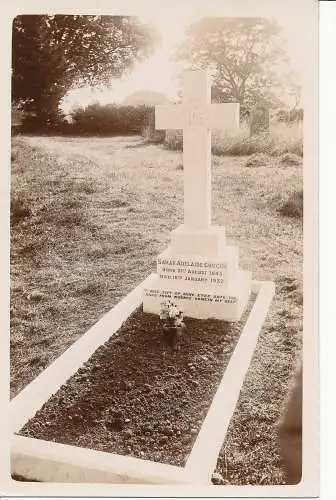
[143, 226, 252, 321]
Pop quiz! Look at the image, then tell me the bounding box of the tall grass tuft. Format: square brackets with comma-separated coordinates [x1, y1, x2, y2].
[165, 122, 303, 157]
[278, 190, 303, 218]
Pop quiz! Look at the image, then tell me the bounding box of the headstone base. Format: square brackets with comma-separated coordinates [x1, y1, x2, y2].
[143, 270, 252, 322]
[143, 222, 252, 321]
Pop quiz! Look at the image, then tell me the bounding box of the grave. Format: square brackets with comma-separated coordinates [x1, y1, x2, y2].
[143, 70, 251, 321]
[10, 70, 275, 486]
[11, 278, 275, 485]
[250, 105, 270, 136]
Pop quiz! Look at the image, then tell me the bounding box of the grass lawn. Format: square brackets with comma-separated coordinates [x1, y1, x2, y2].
[10, 134, 303, 485]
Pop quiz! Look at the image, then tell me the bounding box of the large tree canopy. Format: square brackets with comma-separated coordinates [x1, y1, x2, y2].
[176, 17, 291, 110]
[12, 15, 158, 121]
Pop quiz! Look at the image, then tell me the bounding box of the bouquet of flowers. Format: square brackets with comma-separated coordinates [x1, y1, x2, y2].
[159, 300, 186, 349]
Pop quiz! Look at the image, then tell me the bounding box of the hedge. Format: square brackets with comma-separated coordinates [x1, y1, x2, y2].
[19, 103, 159, 137]
[70, 103, 154, 136]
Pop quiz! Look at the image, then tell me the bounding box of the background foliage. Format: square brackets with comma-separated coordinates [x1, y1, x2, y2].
[175, 18, 300, 113]
[12, 15, 158, 125]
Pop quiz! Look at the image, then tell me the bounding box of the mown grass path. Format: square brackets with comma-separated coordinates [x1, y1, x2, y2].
[11, 134, 303, 484]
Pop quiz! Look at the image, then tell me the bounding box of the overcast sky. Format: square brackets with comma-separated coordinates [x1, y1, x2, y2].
[61, 12, 307, 113]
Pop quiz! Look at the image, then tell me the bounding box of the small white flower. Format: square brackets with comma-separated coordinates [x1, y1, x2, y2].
[169, 306, 179, 318]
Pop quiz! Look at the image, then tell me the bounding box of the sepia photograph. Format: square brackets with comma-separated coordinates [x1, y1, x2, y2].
[4, 0, 317, 495]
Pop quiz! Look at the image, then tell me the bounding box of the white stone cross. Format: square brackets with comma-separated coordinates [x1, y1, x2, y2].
[155, 70, 240, 231]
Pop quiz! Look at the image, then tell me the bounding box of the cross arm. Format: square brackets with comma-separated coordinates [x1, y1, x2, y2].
[155, 104, 184, 130]
[208, 103, 240, 131]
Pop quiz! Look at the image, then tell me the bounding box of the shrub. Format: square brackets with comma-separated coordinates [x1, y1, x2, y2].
[70, 103, 154, 136]
[278, 190, 303, 218]
[20, 110, 71, 135]
[18, 104, 157, 137]
[278, 153, 302, 166]
[164, 122, 303, 158]
[268, 122, 303, 157]
[276, 108, 304, 123]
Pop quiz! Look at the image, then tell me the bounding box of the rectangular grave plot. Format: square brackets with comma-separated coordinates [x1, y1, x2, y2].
[18, 295, 256, 469]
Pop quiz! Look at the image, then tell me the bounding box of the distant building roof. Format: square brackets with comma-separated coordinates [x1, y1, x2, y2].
[122, 90, 169, 106]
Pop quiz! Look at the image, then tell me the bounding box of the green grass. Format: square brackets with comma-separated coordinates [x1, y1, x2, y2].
[10, 134, 303, 485]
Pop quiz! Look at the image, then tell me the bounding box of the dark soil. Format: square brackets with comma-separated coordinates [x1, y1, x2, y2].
[20, 302, 254, 467]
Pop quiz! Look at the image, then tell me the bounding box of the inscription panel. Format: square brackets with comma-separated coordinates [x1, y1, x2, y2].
[144, 288, 238, 305]
[157, 257, 229, 286]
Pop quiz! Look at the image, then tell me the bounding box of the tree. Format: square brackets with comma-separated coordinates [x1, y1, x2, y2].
[12, 15, 158, 124]
[175, 17, 290, 111]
